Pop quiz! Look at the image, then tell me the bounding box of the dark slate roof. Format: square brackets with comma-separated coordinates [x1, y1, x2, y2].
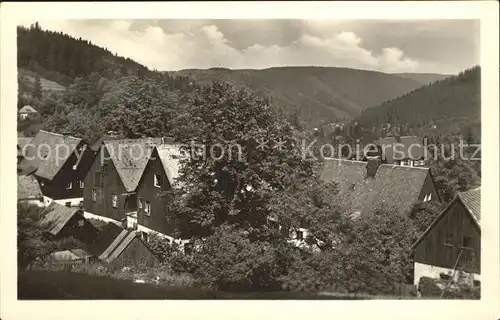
[89, 134, 122, 152]
[412, 186, 481, 249]
[19, 130, 82, 181]
[375, 136, 424, 163]
[39, 202, 82, 236]
[104, 138, 161, 192]
[17, 175, 43, 201]
[458, 187, 481, 225]
[89, 223, 145, 264]
[320, 159, 431, 215]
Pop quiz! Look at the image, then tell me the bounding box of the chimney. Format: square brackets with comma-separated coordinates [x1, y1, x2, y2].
[366, 156, 381, 178]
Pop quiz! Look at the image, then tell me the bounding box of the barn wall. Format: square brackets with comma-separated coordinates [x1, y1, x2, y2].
[414, 200, 480, 274]
[112, 237, 159, 268]
[58, 214, 100, 244]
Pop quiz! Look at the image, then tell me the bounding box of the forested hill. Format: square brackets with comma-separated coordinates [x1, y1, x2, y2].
[167, 66, 435, 127]
[17, 23, 194, 92]
[355, 66, 481, 141]
[17, 23, 197, 143]
[392, 73, 452, 85]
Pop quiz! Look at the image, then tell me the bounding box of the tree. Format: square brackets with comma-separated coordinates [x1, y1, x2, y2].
[33, 75, 43, 99]
[409, 200, 444, 234]
[169, 81, 315, 239]
[17, 203, 55, 269]
[330, 205, 419, 294]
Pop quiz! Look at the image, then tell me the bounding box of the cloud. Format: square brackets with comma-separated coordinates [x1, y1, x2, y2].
[21, 19, 477, 74]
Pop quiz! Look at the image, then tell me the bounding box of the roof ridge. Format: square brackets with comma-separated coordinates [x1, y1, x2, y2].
[379, 164, 429, 171]
[38, 130, 81, 141]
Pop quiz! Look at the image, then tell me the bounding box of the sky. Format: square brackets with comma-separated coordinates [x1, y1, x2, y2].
[21, 19, 480, 74]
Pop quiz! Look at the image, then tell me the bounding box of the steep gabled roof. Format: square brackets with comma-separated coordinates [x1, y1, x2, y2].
[412, 187, 481, 250]
[155, 144, 185, 188]
[89, 223, 149, 264]
[103, 138, 161, 192]
[320, 159, 431, 215]
[39, 202, 82, 236]
[458, 187, 481, 225]
[17, 175, 43, 201]
[89, 134, 122, 152]
[19, 130, 82, 181]
[19, 105, 38, 113]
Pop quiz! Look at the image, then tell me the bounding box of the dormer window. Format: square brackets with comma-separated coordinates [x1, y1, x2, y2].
[65, 182, 72, 190]
[154, 173, 161, 188]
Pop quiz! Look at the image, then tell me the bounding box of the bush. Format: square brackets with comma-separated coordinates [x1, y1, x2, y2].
[418, 276, 480, 299]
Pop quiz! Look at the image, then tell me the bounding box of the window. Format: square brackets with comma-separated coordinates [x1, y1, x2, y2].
[102, 160, 109, 173]
[77, 219, 85, 227]
[65, 182, 72, 190]
[145, 201, 151, 216]
[72, 164, 77, 170]
[296, 230, 304, 240]
[112, 195, 118, 208]
[444, 233, 453, 246]
[80, 181, 84, 188]
[154, 173, 161, 188]
[462, 236, 473, 248]
[92, 188, 97, 202]
[428, 193, 432, 201]
[65, 202, 71, 207]
[138, 198, 143, 209]
[184, 243, 194, 255]
[141, 232, 148, 242]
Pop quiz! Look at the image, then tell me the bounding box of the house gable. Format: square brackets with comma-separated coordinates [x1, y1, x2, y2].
[412, 196, 480, 274]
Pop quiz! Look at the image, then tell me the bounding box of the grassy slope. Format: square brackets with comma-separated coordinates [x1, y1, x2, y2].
[167, 67, 427, 123]
[18, 68, 66, 92]
[18, 270, 365, 300]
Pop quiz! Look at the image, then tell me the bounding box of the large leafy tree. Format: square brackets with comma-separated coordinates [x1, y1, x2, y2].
[169, 81, 315, 239]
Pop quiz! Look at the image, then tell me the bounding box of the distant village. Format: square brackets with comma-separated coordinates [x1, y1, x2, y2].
[17, 105, 481, 290]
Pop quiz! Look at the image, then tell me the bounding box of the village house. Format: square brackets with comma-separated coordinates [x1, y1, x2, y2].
[375, 136, 425, 167]
[135, 143, 184, 241]
[17, 174, 44, 207]
[320, 156, 440, 217]
[18, 105, 39, 120]
[88, 222, 159, 267]
[82, 138, 161, 225]
[18, 130, 95, 206]
[278, 156, 440, 246]
[39, 202, 100, 244]
[412, 187, 481, 286]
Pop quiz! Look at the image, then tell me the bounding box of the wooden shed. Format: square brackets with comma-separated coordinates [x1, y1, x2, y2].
[39, 202, 99, 244]
[412, 187, 481, 285]
[88, 223, 159, 268]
